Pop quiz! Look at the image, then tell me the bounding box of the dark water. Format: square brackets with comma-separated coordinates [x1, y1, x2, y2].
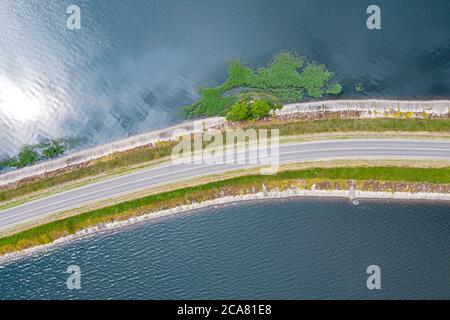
[1, 199, 449, 299]
[0, 0, 449, 156]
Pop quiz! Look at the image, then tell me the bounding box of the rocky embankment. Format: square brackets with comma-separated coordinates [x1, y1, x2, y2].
[1, 180, 450, 264]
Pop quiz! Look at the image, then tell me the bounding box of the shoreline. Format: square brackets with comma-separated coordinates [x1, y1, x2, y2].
[1, 187, 450, 265]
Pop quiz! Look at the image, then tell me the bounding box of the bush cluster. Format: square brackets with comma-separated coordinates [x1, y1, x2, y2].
[226, 99, 282, 122]
[0, 137, 80, 170]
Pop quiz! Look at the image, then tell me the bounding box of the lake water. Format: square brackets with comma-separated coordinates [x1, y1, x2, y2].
[0, 0, 449, 156]
[1, 198, 449, 299]
[0, 0, 449, 300]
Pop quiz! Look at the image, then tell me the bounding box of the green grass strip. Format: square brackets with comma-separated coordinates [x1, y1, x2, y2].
[250, 118, 450, 135]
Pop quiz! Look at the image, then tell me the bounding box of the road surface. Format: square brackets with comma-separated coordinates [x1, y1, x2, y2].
[1, 139, 449, 230]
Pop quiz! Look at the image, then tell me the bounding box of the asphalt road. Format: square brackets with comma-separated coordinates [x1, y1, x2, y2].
[1, 139, 449, 230]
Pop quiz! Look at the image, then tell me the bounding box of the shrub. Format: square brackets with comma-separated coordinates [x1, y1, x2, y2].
[0, 137, 81, 170]
[40, 140, 65, 160]
[0, 158, 16, 170]
[16, 146, 40, 168]
[226, 99, 283, 122]
[250, 100, 271, 119]
[226, 101, 250, 121]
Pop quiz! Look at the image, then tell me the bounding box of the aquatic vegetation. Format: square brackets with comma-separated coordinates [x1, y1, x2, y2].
[355, 82, 364, 93]
[0, 137, 81, 170]
[183, 51, 342, 118]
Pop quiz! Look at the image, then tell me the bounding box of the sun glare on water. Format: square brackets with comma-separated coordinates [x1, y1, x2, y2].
[0, 77, 46, 123]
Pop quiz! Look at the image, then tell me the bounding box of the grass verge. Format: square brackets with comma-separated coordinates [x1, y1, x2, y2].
[243, 118, 450, 135]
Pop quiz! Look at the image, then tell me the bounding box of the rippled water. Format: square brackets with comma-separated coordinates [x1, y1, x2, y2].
[0, 0, 449, 156]
[1, 199, 449, 299]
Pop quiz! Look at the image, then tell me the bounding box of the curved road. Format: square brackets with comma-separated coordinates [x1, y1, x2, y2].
[1, 139, 449, 230]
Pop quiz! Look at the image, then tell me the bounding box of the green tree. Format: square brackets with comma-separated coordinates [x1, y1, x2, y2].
[42, 139, 65, 160]
[298, 64, 332, 99]
[250, 100, 271, 119]
[0, 158, 16, 170]
[226, 101, 250, 121]
[0, 136, 81, 170]
[17, 146, 39, 168]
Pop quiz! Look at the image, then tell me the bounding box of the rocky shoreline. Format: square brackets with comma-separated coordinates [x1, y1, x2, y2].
[1, 187, 450, 265]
